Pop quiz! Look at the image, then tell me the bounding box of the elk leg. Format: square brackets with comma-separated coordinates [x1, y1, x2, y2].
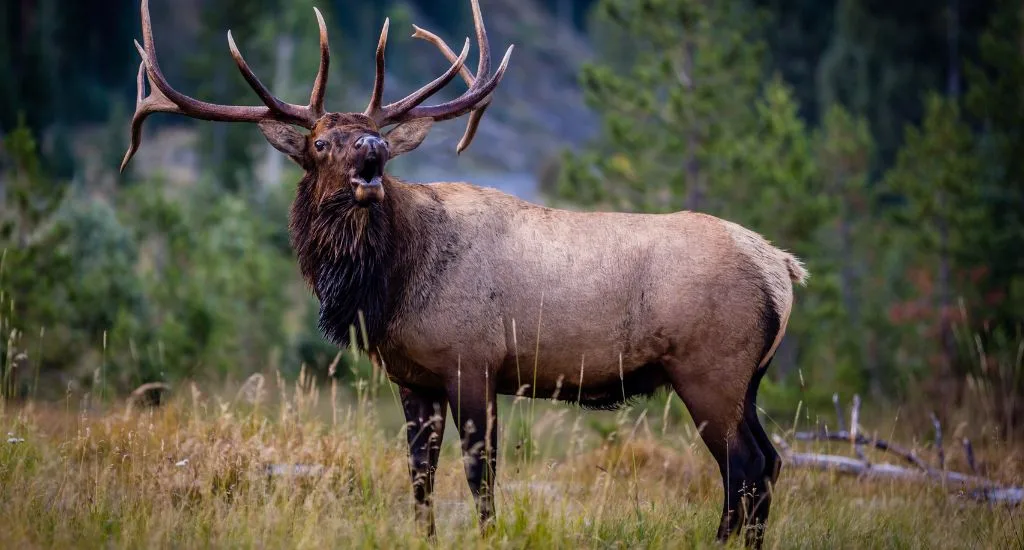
[743, 366, 781, 534]
[400, 386, 448, 538]
[667, 360, 767, 548]
[733, 420, 771, 548]
[446, 371, 498, 530]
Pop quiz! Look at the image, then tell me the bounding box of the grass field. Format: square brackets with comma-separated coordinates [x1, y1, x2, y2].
[1, 371, 1022, 549]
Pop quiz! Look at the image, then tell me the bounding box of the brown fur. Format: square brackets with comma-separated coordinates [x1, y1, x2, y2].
[272, 114, 807, 548]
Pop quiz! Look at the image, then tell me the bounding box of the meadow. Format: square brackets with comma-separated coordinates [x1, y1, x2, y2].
[2, 368, 1021, 549]
[2, 0, 1023, 548]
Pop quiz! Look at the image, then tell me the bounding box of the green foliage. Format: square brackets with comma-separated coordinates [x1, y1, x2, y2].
[0, 121, 349, 396]
[879, 95, 992, 385]
[883, 95, 983, 259]
[869, 2, 1024, 423]
[560, 0, 767, 213]
[1, 120, 143, 392]
[111, 182, 293, 382]
[726, 78, 826, 235]
[813, 106, 884, 385]
[813, 0, 997, 168]
[0, 117, 65, 245]
[964, 0, 1024, 324]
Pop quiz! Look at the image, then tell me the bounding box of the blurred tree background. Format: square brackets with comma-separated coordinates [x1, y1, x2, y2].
[0, 0, 1021, 434]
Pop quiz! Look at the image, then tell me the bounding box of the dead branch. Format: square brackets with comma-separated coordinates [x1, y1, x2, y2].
[774, 440, 1022, 506]
[776, 437, 997, 485]
[791, 430, 933, 473]
[773, 394, 1023, 507]
[962, 437, 977, 475]
[832, 393, 846, 432]
[931, 412, 945, 470]
[851, 395, 866, 462]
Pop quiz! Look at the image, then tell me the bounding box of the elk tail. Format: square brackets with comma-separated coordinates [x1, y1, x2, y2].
[784, 253, 809, 286]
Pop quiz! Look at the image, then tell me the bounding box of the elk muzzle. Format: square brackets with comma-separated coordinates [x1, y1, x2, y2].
[352, 135, 388, 206]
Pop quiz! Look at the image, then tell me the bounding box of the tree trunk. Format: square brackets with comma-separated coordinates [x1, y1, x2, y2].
[947, 0, 960, 98]
[937, 196, 955, 383]
[682, 40, 702, 211]
[939, 0, 959, 379]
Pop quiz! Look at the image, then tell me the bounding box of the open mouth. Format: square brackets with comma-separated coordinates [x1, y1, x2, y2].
[351, 153, 387, 205]
[354, 154, 384, 187]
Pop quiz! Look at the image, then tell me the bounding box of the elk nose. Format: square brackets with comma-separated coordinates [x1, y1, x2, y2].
[354, 135, 387, 154]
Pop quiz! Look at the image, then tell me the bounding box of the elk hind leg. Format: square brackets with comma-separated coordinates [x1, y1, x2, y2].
[666, 358, 767, 547]
[743, 364, 781, 531]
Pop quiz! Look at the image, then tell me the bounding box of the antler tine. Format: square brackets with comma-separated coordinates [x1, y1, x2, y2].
[364, 18, 390, 118]
[455, 105, 490, 154]
[309, 7, 330, 116]
[469, 0, 490, 86]
[227, 31, 313, 126]
[409, 0, 490, 88]
[136, 0, 268, 123]
[121, 41, 274, 173]
[376, 38, 472, 122]
[403, 45, 512, 123]
[120, 60, 158, 172]
[226, 6, 333, 124]
[373, 0, 511, 153]
[364, 17, 474, 127]
[411, 25, 475, 84]
[420, 0, 494, 154]
[411, 24, 492, 154]
[121, 0, 331, 172]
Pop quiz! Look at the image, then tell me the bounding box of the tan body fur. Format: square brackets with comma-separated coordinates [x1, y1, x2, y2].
[383, 181, 804, 408]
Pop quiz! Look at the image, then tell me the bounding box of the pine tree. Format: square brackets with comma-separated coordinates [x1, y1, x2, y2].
[965, 0, 1024, 324]
[814, 104, 885, 393]
[882, 94, 984, 380]
[556, 0, 766, 213]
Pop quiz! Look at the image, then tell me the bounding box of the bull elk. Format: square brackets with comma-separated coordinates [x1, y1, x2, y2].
[120, 0, 807, 546]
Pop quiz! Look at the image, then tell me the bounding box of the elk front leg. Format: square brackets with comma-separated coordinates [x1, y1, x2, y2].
[400, 386, 447, 537]
[446, 369, 498, 530]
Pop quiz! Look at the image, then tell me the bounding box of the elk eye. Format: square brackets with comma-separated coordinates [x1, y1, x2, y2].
[314, 140, 327, 152]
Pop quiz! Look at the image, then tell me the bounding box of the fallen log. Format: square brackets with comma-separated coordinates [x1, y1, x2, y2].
[790, 430, 932, 473]
[773, 436, 1022, 505]
[773, 394, 1023, 507]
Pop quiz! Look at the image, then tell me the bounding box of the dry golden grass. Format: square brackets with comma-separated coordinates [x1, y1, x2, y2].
[1, 372, 1022, 549]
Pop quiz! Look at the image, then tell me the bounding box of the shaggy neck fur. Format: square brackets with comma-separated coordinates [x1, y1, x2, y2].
[290, 172, 399, 349]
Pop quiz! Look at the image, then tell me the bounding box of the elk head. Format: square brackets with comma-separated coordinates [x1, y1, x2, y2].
[120, 0, 514, 211]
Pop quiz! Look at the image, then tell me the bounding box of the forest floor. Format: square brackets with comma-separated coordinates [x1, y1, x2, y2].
[1, 374, 1022, 549]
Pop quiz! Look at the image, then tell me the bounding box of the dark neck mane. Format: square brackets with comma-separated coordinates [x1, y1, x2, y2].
[290, 173, 398, 349]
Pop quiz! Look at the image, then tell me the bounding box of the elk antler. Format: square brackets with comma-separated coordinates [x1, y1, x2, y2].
[411, 0, 495, 154]
[120, 0, 332, 172]
[363, 0, 513, 151]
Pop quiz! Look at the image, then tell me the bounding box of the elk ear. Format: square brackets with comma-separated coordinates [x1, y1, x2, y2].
[259, 121, 309, 167]
[385, 118, 434, 158]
